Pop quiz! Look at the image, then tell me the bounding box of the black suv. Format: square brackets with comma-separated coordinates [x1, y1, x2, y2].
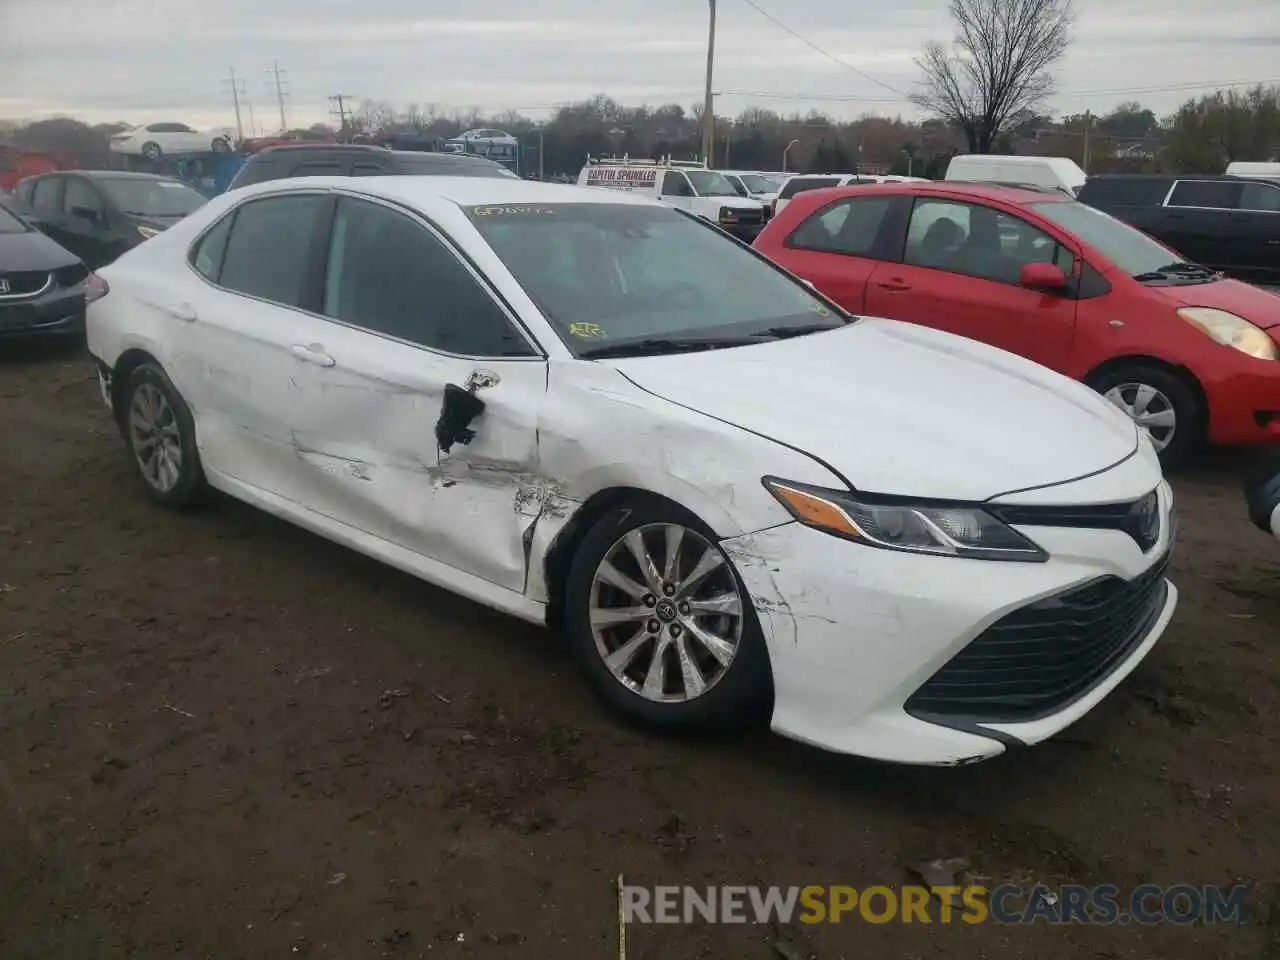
[11, 171, 208, 269]
[1078, 174, 1280, 286]
[227, 143, 517, 191]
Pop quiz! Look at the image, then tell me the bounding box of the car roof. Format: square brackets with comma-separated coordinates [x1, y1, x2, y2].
[33, 170, 182, 182]
[237, 175, 658, 209]
[878, 180, 1070, 205]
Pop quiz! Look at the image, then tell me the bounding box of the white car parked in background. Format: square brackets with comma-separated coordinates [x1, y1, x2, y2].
[86, 176, 1177, 765]
[719, 170, 784, 203]
[110, 123, 234, 161]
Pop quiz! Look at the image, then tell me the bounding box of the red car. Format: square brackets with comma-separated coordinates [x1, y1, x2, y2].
[753, 182, 1280, 465]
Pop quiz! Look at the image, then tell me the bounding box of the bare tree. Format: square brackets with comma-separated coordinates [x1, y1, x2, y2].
[912, 0, 1074, 154]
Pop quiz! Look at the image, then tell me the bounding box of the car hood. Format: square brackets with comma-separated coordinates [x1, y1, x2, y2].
[1150, 276, 1280, 329]
[710, 197, 766, 211]
[610, 318, 1140, 502]
[0, 229, 80, 271]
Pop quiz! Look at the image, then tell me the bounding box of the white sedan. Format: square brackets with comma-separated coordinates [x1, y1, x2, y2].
[110, 123, 234, 160]
[85, 176, 1178, 765]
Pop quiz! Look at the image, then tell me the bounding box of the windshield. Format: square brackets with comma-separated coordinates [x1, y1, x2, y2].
[0, 203, 28, 234]
[1028, 200, 1193, 277]
[97, 178, 207, 218]
[685, 171, 740, 197]
[739, 174, 781, 194]
[465, 203, 846, 355]
[778, 177, 841, 200]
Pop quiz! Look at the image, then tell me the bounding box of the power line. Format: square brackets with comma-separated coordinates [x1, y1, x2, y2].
[735, 0, 911, 98]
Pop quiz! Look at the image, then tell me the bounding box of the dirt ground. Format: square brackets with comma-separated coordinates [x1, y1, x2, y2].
[2, 341, 1279, 960]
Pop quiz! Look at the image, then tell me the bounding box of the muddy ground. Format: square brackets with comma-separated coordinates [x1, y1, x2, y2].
[2, 341, 1279, 959]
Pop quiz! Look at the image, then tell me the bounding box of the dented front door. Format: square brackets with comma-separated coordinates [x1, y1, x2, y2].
[283, 320, 548, 593]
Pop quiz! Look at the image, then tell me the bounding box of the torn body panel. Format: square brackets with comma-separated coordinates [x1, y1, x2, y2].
[521, 359, 847, 606]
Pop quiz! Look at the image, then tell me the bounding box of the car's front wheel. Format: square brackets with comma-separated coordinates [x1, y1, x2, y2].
[118, 362, 206, 507]
[563, 497, 772, 732]
[211, 137, 231, 153]
[1090, 364, 1204, 468]
[140, 141, 163, 160]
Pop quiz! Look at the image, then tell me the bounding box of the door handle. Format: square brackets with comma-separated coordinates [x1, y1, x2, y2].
[877, 278, 912, 291]
[164, 301, 197, 321]
[289, 343, 335, 367]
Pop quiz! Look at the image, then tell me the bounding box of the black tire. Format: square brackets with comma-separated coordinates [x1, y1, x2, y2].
[117, 362, 206, 508]
[1088, 364, 1204, 469]
[563, 496, 773, 733]
[141, 141, 162, 160]
[211, 137, 231, 153]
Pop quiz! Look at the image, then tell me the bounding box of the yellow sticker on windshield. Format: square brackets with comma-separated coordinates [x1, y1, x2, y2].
[568, 322, 605, 339]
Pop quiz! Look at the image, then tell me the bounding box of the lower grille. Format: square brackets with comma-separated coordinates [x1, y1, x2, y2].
[0, 270, 52, 299]
[906, 553, 1171, 724]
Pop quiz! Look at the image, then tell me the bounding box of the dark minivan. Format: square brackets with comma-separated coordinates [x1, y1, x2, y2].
[1078, 174, 1280, 286]
[12, 171, 208, 269]
[227, 143, 518, 191]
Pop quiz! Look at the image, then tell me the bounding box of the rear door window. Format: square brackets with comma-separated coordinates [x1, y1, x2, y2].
[217, 194, 329, 307]
[1167, 180, 1242, 210]
[786, 196, 895, 257]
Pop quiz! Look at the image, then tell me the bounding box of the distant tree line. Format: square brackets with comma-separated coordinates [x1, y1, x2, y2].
[2, 84, 1275, 181]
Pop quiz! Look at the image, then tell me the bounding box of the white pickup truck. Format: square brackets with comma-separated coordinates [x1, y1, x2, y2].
[1246, 457, 1280, 540]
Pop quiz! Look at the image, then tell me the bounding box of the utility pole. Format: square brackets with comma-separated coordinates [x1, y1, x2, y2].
[1081, 109, 1093, 173]
[328, 95, 355, 137]
[538, 126, 545, 181]
[701, 0, 716, 166]
[268, 60, 289, 133]
[221, 68, 245, 143]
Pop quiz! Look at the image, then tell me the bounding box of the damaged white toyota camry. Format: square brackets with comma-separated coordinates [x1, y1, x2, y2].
[87, 176, 1178, 765]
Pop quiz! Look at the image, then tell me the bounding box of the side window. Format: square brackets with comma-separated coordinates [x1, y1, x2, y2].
[218, 195, 328, 307]
[189, 214, 234, 282]
[322, 197, 533, 357]
[1240, 182, 1280, 213]
[289, 161, 344, 177]
[787, 196, 894, 258]
[352, 162, 389, 176]
[63, 179, 104, 220]
[30, 177, 61, 213]
[905, 199, 1070, 285]
[661, 172, 693, 198]
[1167, 180, 1241, 210]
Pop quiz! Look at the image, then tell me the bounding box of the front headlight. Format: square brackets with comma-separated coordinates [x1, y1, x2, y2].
[137, 225, 162, 240]
[1177, 307, 1276, 360]
[763, 478, 1047, 562]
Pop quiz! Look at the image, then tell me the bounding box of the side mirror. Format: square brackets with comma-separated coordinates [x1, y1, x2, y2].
[71, 205, 102, 226]
[1019, 262, 1069, 291]
[435, 382, 486, 453]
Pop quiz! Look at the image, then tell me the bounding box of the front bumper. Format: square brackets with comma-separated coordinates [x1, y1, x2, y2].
[0, 287, 86, 340]
[1201, 357, 1280, 447]
[721, 222, 764, 242]
[721, 481, 1178, 765]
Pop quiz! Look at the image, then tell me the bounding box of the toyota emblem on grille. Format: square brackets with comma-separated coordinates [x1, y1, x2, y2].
[1124, 492, 1161, 552]
[0, 279, 10, 294]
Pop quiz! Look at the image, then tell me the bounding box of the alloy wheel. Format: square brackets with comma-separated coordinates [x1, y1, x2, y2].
[589, 523, 744, 703]
[128, 383, 183, 493]
[1104, 381, 1177, 452]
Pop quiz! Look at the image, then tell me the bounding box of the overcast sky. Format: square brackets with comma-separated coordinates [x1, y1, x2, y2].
[1, 0, 1276, 132]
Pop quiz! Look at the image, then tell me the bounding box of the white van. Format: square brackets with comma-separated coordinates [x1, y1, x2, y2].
[944, 155, 1086, 196]
[577, 157, 769, 240]
[1226, 161, 1280, 180]
[717, 170, 785, 203]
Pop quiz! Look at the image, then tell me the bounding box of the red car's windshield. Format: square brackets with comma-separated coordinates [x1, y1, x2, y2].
[1029, 201, 1193, 278]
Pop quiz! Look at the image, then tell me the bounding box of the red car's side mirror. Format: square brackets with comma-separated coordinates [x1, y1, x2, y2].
[1020, 262, 1069, 290]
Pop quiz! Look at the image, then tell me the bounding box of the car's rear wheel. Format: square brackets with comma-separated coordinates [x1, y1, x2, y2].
[1090, 364, 1203, 468]
[141, 141, 163, 160]
[563, 497, 772, 732]
[119, 363, 206, 507]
